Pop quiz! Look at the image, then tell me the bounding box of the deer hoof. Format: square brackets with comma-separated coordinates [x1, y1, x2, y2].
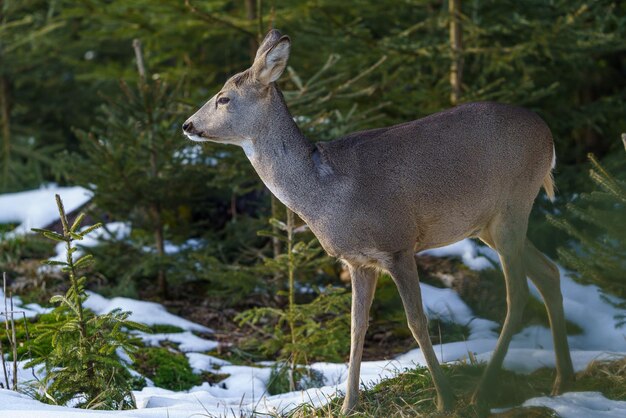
[551, 375, 575, 396]
[470, 388, 490, 417]
[437, 392, 455, 412]
[341, 397, 357, 415]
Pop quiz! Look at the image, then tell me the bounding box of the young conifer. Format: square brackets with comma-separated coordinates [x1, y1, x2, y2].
[29, 195, 148, 409]
[549, 137, 626, 322]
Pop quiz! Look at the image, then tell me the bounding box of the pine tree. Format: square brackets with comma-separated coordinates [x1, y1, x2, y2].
[548, 135, 626, 320]
[64, 41, 215, 298]
[29, 195, 148, 409]
[0, 0, 68, 192]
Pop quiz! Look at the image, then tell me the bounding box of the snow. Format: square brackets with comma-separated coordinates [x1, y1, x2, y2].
[419, 282, 499, 340]
[0, 185, 201, 264]
[186, 353, 231, 373]
[45, 222, 203, 264]
[523, 392, 626, 418]
[137, 331, 218, 352]
[83, 292, 212, 334]
[0, 185, 92, 235]
[1, 233, 625, 417]
[173, 145, 218, 166]
[0, 291, 52, 319]
[420, 239, 496, 270]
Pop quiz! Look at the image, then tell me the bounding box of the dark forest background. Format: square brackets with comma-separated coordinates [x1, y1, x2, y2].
[1, 0, 624, 327]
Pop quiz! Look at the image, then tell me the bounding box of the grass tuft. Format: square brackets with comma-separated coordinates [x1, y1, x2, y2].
[302, 357, 626, 417]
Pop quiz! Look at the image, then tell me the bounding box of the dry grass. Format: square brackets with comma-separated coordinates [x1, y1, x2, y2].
[285, 356, 626, 417]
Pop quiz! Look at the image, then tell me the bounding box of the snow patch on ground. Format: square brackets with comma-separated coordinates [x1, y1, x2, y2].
[0, 185, 92, 235]
[46, 221, 204, 264]
[523, 391, 626, 418]
[186, 352, 231, 373]
[137, 331, 218, 352]
[84, 292, 212, 333]
[0, 290, 52, 319]
[1, 238, 625, 417]
[420, 283, 499, 340]
[420, 239, 495, 270]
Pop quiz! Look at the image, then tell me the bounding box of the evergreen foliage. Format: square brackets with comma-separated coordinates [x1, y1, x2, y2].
[2, 0, 624, 273]
[236, 284, 351, 365]
[132, 347, 201, 391]
[548, 140, 626, 319]
[0, 5, 625, 405]
[235, 214, 351, 389]
[0, 0, 67, 192]
[64, 44, 217, 297]
[28, 195, 149, 409]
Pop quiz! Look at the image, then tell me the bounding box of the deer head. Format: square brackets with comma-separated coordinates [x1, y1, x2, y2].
[182, 30, 291, 149]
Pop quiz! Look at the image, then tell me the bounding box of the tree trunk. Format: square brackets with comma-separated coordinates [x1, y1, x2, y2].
[149, 143, 167, 298]
[134, 38, 168, 298]
[153, 211, 167, 299]
[245, 0, 260, 61]
[0, 76, 10, 190]
[244, 0, 282, 259]
[271, 195, 282, 257]
[230, 193, 238, 222]
[449, 0, 463, 106]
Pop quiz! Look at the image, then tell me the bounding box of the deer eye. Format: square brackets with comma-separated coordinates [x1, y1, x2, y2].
[217, 97, 230, 105]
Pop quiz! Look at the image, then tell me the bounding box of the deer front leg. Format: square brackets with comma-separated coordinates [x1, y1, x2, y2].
[341, 265, 377, 414]
[387, 250, 455, 412]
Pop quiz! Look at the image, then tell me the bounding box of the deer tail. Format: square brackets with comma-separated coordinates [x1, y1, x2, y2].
[543, 144, 556, 202]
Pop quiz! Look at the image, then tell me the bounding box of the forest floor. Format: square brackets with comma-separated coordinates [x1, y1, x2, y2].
[1, 186, 626, 417]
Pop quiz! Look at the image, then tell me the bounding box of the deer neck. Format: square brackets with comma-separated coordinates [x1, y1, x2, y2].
[243, 99, 327, 216]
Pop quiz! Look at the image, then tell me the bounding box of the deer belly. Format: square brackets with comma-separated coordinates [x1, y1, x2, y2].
[414, 208, 492, 252]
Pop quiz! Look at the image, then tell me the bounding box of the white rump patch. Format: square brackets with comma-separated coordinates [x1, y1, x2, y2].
[551, 144, 556, 169]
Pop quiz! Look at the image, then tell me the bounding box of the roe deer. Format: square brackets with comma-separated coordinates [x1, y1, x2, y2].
[183, 30, 575, 413]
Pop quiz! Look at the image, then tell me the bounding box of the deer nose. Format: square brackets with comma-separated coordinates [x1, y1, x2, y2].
[182, 121, 193, 132]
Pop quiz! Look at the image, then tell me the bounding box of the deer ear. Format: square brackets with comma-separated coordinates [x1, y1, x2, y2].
[255, 29, 283, 61]
[253, 36, 291, 85]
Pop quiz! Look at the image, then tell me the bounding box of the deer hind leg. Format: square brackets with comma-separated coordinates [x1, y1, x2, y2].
[341, 264, 378, 414]
[523, 239, 575, 394]
[479, 232, 576, 395]
[472, 214, 529, 410]
[386, 250, 455, 412]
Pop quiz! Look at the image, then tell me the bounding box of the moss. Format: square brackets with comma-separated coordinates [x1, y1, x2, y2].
[133, 347, 201, 391]
[149, 324, 185, 334]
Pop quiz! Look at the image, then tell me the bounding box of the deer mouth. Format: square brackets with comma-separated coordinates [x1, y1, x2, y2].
[184, 132, 207, 142]
[184, 131, 221, 142]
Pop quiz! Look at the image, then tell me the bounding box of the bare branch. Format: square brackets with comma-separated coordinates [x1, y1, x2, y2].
[185, 0, 255, 38]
